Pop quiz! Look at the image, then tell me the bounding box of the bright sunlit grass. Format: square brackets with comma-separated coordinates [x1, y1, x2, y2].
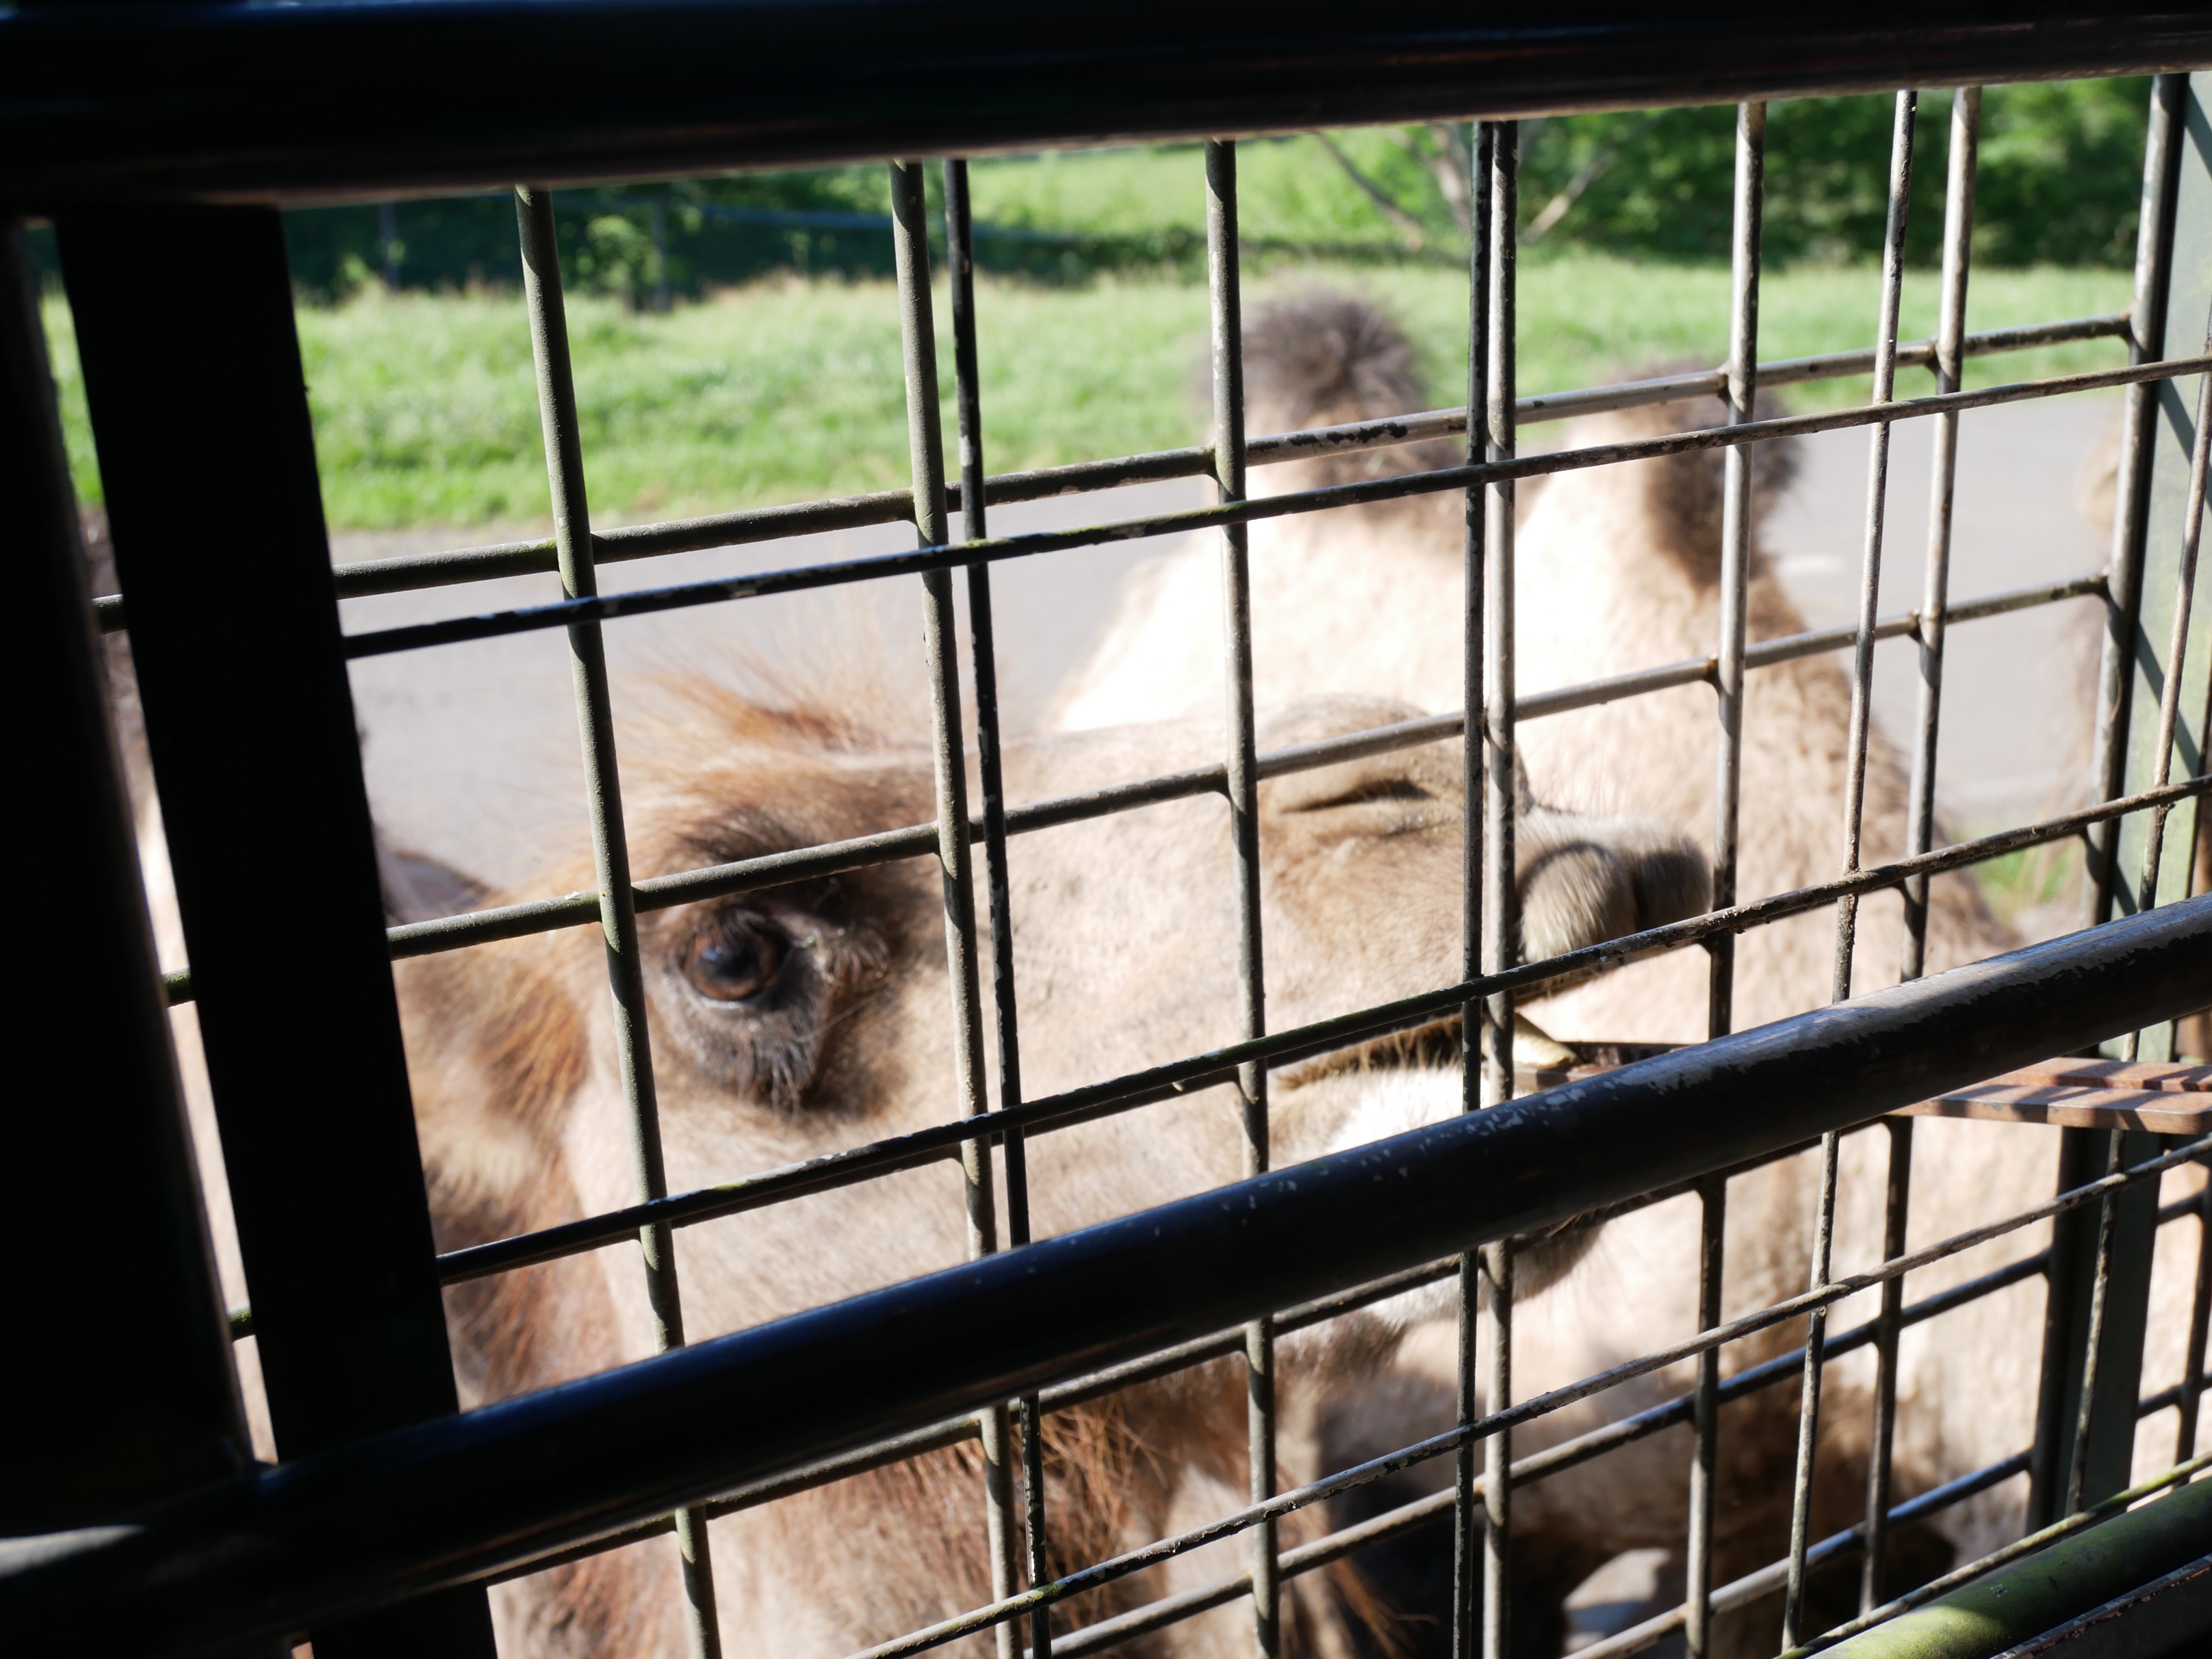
[40, 259, 2132, 531]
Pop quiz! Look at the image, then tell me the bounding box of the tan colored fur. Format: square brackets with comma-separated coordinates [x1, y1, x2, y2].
[1053, 291, 2202, 1654]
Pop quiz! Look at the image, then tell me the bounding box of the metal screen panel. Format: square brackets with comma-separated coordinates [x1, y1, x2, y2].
[8, 12, 2212, 1659]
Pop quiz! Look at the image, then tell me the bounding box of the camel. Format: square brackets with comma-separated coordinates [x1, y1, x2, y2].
[1053, 290, 2207, 1654]
[95, 485, 1709, 1659]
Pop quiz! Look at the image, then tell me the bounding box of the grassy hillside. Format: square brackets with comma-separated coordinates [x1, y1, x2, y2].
[42, 259, 2131, 531]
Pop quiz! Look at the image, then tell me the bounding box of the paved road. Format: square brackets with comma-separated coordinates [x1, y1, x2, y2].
[345, 394, 2118, 890]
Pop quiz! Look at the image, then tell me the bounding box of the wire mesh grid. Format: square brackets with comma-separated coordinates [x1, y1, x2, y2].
[72, 77, 2212, 1659]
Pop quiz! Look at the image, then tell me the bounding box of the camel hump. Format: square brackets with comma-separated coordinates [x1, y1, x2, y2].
[1242, 286, 1430, 437]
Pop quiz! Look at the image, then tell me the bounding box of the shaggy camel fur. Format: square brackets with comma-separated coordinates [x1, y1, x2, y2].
[399, 684, 1706, 1659]
[106, 517, 1706, 1659]
[1054, 290, 2207, 1654]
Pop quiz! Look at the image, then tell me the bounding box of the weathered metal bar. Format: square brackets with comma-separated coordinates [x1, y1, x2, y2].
[1453, 112, 1493, 1659]
[83, 309, 2129, 634]
[0, 218, 255, 1539]
[942, 153, 1050, 1659]
[333, 352, 2209, 664]
[1478, 116, 1521, 1659]
[426, 771, 2212, 1288]
[2037, 72, 2207, 1533]
[1203, 133, 1280, 1659]
[1691, 105, 1763, 1652]
[513, 183, 723, 1658]
[888, 157, 1023, 1659]
[16, 901, 2211, 1659]
[1867, 83, 1979, 1614]
[2126, 320, 2212, 1001]
[2182, 1171, 2212, 1461]
[2062, 306, 2212, 1521]
[1576, 1452, 2035, 1659]
[398, 1201, 2072, 1612]
[146, 563, 2088, 1003]
[1811, 1454, 2212, 1659]
[55, 202, 498, 1659]
[2088, 73, 2191, 932]
[14, 4, 2212, 204]
[850, 1155, 2186, 1659]
[1685, 1179, 1727, 1658]
[1706, 98, 1765, 1047]
[1786, 88, 1917, 1651]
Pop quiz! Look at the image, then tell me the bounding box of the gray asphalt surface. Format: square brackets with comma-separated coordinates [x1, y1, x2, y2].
[344, 394, 2117, 892]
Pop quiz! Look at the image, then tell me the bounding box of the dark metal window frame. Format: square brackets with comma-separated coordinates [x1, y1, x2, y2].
[7, 10, 2212, 1659]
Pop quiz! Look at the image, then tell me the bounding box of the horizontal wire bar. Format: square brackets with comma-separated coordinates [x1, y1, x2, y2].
[420, 771, 2211, 1286]
[1575, 1451, 2036, 1659]
[157, 566, 2111, 1008]
[86, 311, 2127, 633]
[335, 352, 2200, 663]
[451, 1131, 2185, 1613]
[1508, 1248, 2055, 1499]
[479, 1256, 1471, 1585]
[1774, 1452, 2212, 1658]
[485, 1235, 2055, 1613]
[817, 1133, 2212, 1659]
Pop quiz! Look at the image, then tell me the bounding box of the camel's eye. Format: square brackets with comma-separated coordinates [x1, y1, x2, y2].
[684, 918, 787, 1003]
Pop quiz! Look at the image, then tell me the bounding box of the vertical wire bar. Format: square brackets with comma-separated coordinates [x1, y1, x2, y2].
[1451, 117, 1494, 1659]
[1782, 90, 1918, 1653]
[944, 156, 1038, 1659]
[1864, 84, 1979, 1612]
[1684, 1179, 1727, 1659]
[2124, 323, 2212, 1024]
[2031, 73, 2188, 1534]
[1206, 136, 1278, 1659]
[2087, 74, 2191, 930]
[1898, 90, 1979, 986]
[515, 183, 721, 1659]
[1479, 120, 1519, 1659]
[1480, 121, 1519, 1116]
[1858, 1118, 1915, 1612]
[2179, 1166, 2212, 1462]
[890, 159, 1022, 1648]
[1706, 100, 1766, 1046]
[2063, 309, 2212, 1515]
[1690, 105, 1763, 1658]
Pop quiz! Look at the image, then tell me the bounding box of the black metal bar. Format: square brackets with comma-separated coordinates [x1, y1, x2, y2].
[1203, 133, 1279, 1659]
[2089, 73, 2192, 931]
[2180, 1171, 2212, 1459]
[75, 310, 2122, 632]
[407, 768, 2212, 1291]
[1706, 99, 1766, 1046]
[11, 900, 2211, 1659]
[363, 1173, 2078, 1613]
[1478, 116, 1520, 1659]
[1684, 1179, 1727, 1658]
[515, 183, 723, 1656]
[1452, 112, 1493, 1659]
[1866, 81, 1978, 1613]
[53, 203, 496, 1659]
[1786, 88, 1918, 1651]
[942, 153, 1048, 1659]
[0, 218, 253, 1535]
[138, 565, 2098, 999]
[9, 5, 2212, 203]
[2037, 70, 2198, 1531]
[333, 352, 2209, 665]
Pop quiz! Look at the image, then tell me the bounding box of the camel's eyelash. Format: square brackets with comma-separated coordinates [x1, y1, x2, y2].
[1292, 778, 1435, 811]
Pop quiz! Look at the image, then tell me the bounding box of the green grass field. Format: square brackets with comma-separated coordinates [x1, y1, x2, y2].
[40, 258, 2131, 532]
